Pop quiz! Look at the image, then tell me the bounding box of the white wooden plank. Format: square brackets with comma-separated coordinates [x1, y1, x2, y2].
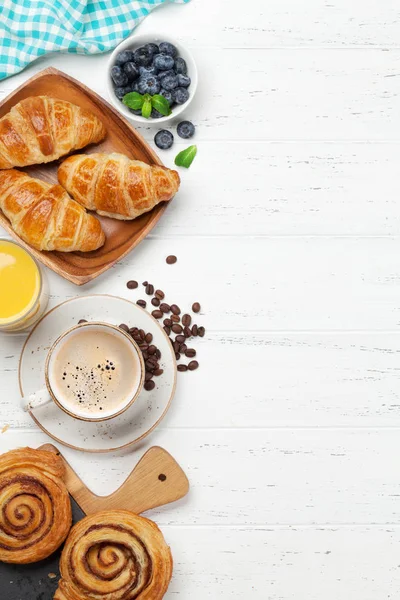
[2, 429, 400, 526]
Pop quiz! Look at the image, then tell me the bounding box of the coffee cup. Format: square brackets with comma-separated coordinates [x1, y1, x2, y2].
[23, 322, 145, 421]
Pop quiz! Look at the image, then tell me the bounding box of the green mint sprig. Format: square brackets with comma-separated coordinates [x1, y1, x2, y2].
[175, 145, 197, 169]
[122, 92, 171, 118]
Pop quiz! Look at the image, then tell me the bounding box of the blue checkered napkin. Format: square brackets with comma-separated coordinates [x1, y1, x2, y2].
[0, 0, 190, 80]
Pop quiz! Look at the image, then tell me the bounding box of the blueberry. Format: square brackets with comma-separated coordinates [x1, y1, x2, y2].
[134, 46, 153, 67]
[139, 65, 158, 78]
[173, 87, 190, 104]
[161, 74, 179, 91]
[159, 42, 178, 58]
[138, 75, 161, 96]
[111, 65, 129, 87]
[130, 109, 143, 116]
[177, 120, 195, 139]
[159, 89, 174, 105]
[158, 69, 175, 81]
[151, 109, 164, 119]
[114, 86, 131, 100]
[154, 130, 174, 150]
[177, 74, 191, 88]
[153, 54, 175, 71]
[131, 81, 140, 93]
[145, 43, 159, 57]
[123, 61, 140, 82]
[174, 57, 187, 75]
[115, 50, 135, 65]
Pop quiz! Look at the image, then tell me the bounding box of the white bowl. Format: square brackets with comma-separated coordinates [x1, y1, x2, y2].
[107, 33, 198, 125]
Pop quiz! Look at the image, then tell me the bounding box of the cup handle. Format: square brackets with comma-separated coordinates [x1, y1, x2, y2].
[23, 389, 52, 412]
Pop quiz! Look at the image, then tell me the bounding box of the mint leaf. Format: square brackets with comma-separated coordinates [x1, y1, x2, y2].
[142, 96, 152, 119]
[122, 92, 144, 110]
[152, 94, 172, 116]
[175, 145, 197, 169]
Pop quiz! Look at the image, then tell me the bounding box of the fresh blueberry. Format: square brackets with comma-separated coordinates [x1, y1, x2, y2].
[123, 62, 140, 82]
[161, 74, 179, 91]
[173, 87, 190, 104]
[177, 120, 195, 139]
[159, 89, 174, 105]
[138, 75, 161, 96]
[133, 46, 153, 67]
[111, 65, 129, 87]
[145, 43, 159, 57]
[154, 130, 174, 150]
[131, 80, 140, 93]
[153, 54, 175, 71]
[177, 74, 191, 88]
[115, 50, 135, 65]
[130, 109, 143, 116]
[114, 86, 131, 100]
[174, 57, 187, 75]
[159, 42, 178, 58]
[158, 69, 175, 82]
[151, 109, 164, 119]
[139, 65, 159, 78]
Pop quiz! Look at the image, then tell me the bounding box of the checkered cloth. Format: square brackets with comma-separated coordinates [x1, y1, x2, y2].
[0, 0, 190, 80]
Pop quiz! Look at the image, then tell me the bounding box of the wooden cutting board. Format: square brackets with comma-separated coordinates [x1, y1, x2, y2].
[0, 443, 189, 599]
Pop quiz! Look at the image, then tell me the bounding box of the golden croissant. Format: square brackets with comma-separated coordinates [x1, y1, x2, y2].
[54, 510, 173, 600]
[0, 447, 72, 564]
[58, 152, 180, 220]
[0, 96, 106, 169]
[0, 169, 105, 252]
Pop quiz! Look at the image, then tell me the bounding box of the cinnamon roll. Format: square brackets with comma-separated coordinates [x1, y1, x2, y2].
[0, 447, 72, 563]
[54, 510, 173, 600]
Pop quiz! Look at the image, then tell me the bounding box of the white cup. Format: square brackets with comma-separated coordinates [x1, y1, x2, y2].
[23, 322, 145, 421]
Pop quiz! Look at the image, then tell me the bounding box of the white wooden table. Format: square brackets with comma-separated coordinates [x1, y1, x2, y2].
[1, 1, 400, 597]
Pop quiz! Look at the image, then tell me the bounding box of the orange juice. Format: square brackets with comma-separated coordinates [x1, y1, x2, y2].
[0, 240, 48, 332]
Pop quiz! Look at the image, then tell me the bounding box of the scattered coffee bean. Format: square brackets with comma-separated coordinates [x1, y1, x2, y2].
[185, 348, 196, 358]
[192, 324, 198, 336]
[145, 284, 154, 295]
[119, 323, 129, 332]
[155, 290, 165, 300]
[166, 255, 177, 264]
[140, 329, 145, 340]
[192, 302, 201, 313]
[175, 352, 181, 360]
[172, 324, 183, 334]
[127, 280, 138, 289]
[173, 341, 180, 353]
[154, 368, 164, 376]
[175, 334, 185, 344]
[137, 299, 146, 308]
[151, 297, 160, 307]
[164, 326, 171, 335]
[160, 303, 170, 313]
[177, 364, 188, 372]
[152, 310, 163, 319]
[180, 343, 187, 353]
[148, 345, 156, 354]
[182, 314, 191, 327]
[78, 319, 87, 324]
[183, 326, 191, 337]
[163, 318, 172, 327]
[145, 333, 153, 343]
[198, 326, 205, 337]
[142, 281, 148, 286]
[188, 360, 199, 371]
[171, 304, 181, 315]
[144, 380, 156, 391]
[145, 371, 153, 381]
[171, 314, 180, 323]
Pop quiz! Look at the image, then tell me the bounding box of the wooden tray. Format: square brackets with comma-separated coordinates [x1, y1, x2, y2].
[0, 67, 173, 285]
[0, 444, 189, 599]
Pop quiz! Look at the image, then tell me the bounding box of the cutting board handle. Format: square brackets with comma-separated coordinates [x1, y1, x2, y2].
[41, 444, 189, 515]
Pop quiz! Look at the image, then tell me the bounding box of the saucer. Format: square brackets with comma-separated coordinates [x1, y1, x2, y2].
[19, 295, 177, 452]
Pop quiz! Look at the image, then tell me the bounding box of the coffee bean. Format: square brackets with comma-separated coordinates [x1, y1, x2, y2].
[145, 284, 154, 295]
[164, 326, 171, 335]
[151, 297, 160, 307]
[166, 255, 177, 264]
[160, 303, 170, 313]
[177, 364, 188, 372]
[171, 314, 180, 323]
[127, 280, 138, 289]
[183, 326, 191, 338]
[152, 310, 163, 319]
[171, 304, 181, 315]
[119, 323, 129, 332]
[140, 329, 145, 340]
[145, 333, 153, 343]
[156, 349, 161, 359]
[172, 324, 183, 334]
[145, 371, 153, 381]
[179, 343, 187, 353]
[146, 359, 156, 370]
[185, 348, 196, 358]
[155, 289, 165, 300]
[188, 360, 199, 371]
[175, 352, 181, 360]
[173, 341, 180, 353]
[140, 343, 149, 351]
[175, 334, 185, 344]
[163, 318, 172, 327]
[198, 326, 205, 337]
[192, 302, 201, 313]
[192, 325, 198, 336]
[78, 319, 88, 324]
[182, 314, 191, 327]
[154, 368, 164, 376]
[144, 380, 155, 391]
[142, 281, 148, 286]
[148, 345, 156, 354]
[137, 299, 146, 308]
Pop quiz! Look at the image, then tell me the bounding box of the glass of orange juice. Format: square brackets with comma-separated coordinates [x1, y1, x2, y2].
[0, 239, 49, 333]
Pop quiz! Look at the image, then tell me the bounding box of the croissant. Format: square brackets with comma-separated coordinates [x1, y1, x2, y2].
[0, 169, 105, 252]
[58, 152, 180, 220]
[0, 447, 72, 564]
[54, 510, 173, 600]
[0, 96, 106, 169]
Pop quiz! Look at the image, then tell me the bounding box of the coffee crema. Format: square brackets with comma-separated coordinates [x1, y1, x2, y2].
[49, 327, 141, 418]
